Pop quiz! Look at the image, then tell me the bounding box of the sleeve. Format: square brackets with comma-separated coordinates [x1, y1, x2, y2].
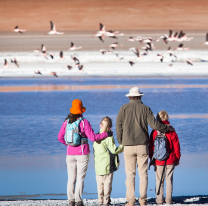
[83, 119, 108, 142]
[149, 130, 155, 159]
[146, 107, 169, 133]
[105, 137, 124, 154]
[172, 132, 181, 160]
[116, 107, 123, 144]
[58, 121, 67, 146]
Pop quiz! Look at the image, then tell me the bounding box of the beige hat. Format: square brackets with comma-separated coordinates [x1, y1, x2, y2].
[125, 87, 144, 97]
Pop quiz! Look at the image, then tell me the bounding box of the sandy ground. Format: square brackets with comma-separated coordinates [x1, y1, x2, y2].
[1, 0, 208, 51]
[1, 0, 208, 31]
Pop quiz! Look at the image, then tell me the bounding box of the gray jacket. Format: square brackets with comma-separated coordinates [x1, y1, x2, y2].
[116, 99, 169, 146]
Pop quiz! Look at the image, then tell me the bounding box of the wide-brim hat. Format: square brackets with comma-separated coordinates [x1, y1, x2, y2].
[70, 99, 86, 114]
[125, 87, 144, 97]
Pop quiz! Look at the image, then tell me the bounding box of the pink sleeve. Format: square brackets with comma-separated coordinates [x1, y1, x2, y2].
[58, 121, 67, 146]
[80, 119, 108, 142]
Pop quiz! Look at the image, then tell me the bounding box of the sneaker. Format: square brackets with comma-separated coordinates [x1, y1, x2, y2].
[75, 202, 84, 206]
[69, 201, 75, 206]
[125, 203, 135, 206]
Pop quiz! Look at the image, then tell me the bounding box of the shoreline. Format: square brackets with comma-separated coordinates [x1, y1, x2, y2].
[0, 195, 208, 205]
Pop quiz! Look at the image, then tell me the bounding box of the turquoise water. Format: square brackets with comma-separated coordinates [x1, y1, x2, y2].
[0, 78, 208, 199]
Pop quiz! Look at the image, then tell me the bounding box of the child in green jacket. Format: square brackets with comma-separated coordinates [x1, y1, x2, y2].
[93, 116, 124, 206]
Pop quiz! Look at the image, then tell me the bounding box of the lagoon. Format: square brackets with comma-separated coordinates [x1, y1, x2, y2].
[0, 78, 208, 200]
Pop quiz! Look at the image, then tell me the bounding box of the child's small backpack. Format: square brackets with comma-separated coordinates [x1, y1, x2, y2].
[64, 117, 88, 146]
[153, 131, 169, 161]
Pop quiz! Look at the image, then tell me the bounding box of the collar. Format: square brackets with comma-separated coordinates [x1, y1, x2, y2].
[130, 99, 143, 104]
[162, 120, 170, 125]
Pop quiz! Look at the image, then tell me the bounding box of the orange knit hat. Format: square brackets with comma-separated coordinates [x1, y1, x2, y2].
[70, 99, 86, 114]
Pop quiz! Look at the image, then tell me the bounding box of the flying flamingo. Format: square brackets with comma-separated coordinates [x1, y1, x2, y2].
[129, 47, 142, 59]
[185, 59, 193, 66]
[92, 23, 106, 42]
[69, 42, 82, 50]
[46, 21, 64, 35]
[11, 58, 19, 67]
[12, 26, 26, 34]
[126, 37, 137, 42]
[129, 61, 135, 66]
[108, 42, 123, 50]
[175, 44, 189, 50]
[201, 33, 208, 45]
[3, 59, 9, 68]
[157, 54, 164, 62]
[34, 44, 54, 59]
[167, 47, 177, 58]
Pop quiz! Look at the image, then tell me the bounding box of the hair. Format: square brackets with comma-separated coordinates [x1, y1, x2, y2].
[65, 113, 81, 123]
[156, 110, 169, 122]
[100, 116, 112, 132]
[128, 96, 142, 100]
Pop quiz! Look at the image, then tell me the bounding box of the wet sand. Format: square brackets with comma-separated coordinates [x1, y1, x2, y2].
[0, 30, 208, 52]
[1, 84, 208, 92]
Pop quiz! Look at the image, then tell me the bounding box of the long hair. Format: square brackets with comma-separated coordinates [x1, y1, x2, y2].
[100, 116, 112, 132]
[65, 113, 81, 123]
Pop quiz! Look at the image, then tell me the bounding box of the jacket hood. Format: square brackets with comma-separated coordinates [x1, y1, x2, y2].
[161, 120, 170, 125]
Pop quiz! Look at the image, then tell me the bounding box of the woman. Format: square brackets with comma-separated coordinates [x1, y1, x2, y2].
[58, 99, 112, 206]
[149, 110, 181, 205]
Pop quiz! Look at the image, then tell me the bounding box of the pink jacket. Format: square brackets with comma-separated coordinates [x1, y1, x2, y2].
[58, 117, 108, 155]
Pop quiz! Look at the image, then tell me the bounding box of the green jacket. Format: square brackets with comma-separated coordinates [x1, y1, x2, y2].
[93, 133, 124, 175]
[116, 99, 169, 146]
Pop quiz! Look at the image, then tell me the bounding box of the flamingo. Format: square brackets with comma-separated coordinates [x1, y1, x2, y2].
[186, 59, 193, 66]
[60, 51, 64, 60]
[157, 34, 168, 44]
[78, 65, 83, 70]
[50, 72, 58, 77]
[3, 59, 9, 68]
[69, 42, 82, 50]
[100, 49, 112, 55]
[108, 42, 122, 50]
[67, 65, 73, 70]
[167, 47, 177, 58]
[135, 36, 143, 43]
[11, 58, 19, 67]
[175, 43, 189, 50]
[126, 37, 137, 42]
[12, 26, 26, 34]
[92, 23, 106, 42]
[116, 53, 124, 60]
[201, 33, 208, 45]
[157, 54, 164, 62]
[129, 61, 135, 66]
[34, 44, 53, 59]
[129, 47, 142, 59]
[34, 70, 42, 75]
[47, 21, 64, 35]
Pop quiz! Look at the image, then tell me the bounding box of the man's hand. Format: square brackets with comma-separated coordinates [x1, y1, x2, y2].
[175, 161, 180, 166]
[168, 125, 175, 132]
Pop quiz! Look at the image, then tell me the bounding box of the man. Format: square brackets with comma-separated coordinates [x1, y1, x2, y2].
[116, 87, 172, 206]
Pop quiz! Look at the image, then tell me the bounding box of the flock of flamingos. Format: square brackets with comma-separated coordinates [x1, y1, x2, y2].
[2, 21, 208, 77]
